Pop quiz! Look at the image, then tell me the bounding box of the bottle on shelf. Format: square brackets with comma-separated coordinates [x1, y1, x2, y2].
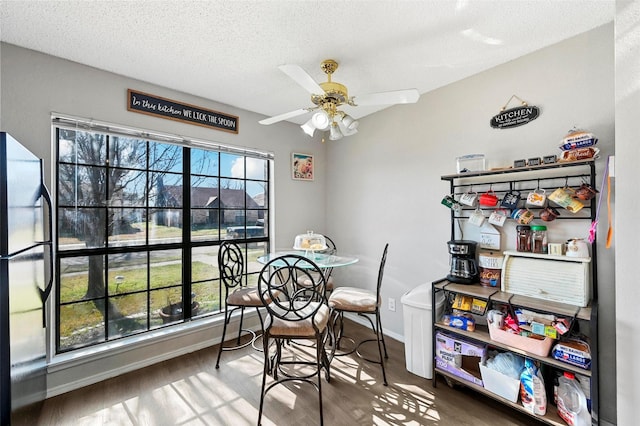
[520, 358, 547, 416]
[557, 372, 590, 426]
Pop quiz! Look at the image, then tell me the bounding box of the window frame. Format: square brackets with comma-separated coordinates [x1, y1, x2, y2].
[52, 115, 272, 354]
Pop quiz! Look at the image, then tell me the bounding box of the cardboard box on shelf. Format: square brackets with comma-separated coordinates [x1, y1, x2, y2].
[452, 294, 473, 311]
[435, 332, 486, 386]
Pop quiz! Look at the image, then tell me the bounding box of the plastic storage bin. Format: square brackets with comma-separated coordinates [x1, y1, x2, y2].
[401, 282, 445, 379]
[456, 154, 486, 173]
[488, 325, 554, 357]
[480, 360, 521, 402]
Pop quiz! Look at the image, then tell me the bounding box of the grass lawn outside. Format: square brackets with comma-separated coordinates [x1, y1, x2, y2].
[58, 244, 267, 351]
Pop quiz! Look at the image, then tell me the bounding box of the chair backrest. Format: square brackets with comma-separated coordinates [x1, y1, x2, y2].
[218, 241, 244, 290]
[375, 244, 390, 304]
[323, 235, 337, 255]
[258, 254, 327, 323]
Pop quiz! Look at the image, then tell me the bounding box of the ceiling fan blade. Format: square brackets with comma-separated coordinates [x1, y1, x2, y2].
[352, 89, 420, 106]
[279, 64, 325, 95]
[259, 108, 310, 125]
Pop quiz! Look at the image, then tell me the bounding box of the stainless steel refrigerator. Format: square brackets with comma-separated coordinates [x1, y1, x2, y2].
[0, 132, 52, 424]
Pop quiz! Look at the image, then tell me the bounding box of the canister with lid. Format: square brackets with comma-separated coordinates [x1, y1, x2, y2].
[531, 225, 548, 254]
[478, 251, 504, 288]
[516, 225, 532, 252]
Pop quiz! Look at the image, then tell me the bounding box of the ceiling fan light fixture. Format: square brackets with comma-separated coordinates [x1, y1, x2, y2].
[262, 59, 420, 140]
[301, 118, 316, 136]
[341, 114, 359, 131]
[311, 111, 330, 130]
[329, 122, 343, 140]
[336, 115, 358, 136]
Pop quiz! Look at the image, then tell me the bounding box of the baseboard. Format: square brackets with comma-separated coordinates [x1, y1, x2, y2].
[46, 312, 261, 398]
[342, 312, 404, 342]
[47, 311, 402, 399]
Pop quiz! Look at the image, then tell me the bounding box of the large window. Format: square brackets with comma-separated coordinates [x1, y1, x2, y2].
[54, 122, 270, 353]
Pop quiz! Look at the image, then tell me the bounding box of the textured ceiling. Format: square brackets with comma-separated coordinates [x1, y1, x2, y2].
[0, 1, 614, 125]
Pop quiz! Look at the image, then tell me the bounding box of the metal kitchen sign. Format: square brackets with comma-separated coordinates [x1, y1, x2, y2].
[127, 89, 239, 134]
[490, 105, 540, 129]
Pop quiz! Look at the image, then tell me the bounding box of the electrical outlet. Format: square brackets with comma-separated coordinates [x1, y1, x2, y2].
[388, 297, 396, 312]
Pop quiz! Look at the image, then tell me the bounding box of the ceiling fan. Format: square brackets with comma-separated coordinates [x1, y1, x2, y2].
[259, 59, 420, 140]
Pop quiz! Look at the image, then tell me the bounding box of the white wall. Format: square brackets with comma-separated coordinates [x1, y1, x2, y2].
[615, 1, 640, 425]
[327, 23, 617, 423]
[0, 42, 329, 395]
[0, 20, 629, 425]
[0, 42, 329, 249]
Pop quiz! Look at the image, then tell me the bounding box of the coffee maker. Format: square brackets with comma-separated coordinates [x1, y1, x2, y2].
[446, 240, 479, 284]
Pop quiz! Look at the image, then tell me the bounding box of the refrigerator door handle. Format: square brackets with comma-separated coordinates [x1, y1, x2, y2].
[38, 162, 54, 313]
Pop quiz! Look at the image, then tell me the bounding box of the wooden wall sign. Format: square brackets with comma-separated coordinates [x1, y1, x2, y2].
[127, 89, 239, 134]
[490, 95, 540, 129]
[490, 105, 540, 129]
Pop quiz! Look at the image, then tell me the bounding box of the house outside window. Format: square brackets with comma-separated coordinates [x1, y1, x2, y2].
[54, 121, 270, 353]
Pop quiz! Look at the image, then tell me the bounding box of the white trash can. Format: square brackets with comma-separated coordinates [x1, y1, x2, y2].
[401, 282, 445, 379]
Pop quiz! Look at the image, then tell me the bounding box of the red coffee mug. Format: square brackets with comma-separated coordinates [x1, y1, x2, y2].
[479, 190, 499, 206]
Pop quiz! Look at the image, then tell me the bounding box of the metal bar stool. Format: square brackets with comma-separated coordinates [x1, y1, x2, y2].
[296, 235, 338, 292]
[257, 254, 331, 426]
[215, 241, 266, 369]
[328, 243, 389, 385]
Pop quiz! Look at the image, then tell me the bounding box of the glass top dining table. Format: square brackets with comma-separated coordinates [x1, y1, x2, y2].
[256, 251, 359, 268]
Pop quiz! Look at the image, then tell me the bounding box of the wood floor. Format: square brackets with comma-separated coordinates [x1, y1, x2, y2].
[13, 319, 537, 425]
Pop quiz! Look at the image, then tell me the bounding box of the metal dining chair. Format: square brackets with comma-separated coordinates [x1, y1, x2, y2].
[257, 254, 331, 426]
[328, 243, 389, 385]
[215, 241, 266, 369]
[321, 235, 337, 290]
[323, 235, 337, 254]
[296, 235, 337, 292]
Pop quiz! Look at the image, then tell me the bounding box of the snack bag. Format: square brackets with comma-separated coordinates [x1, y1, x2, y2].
[559, 128, 598, 151]
[520, 359, 547, 416]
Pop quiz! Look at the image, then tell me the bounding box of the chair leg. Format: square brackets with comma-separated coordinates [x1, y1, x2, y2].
[377, 309, 389, 359]
[257, 331, 270, 426]
[375, 310, 388, 386]
[335, 311, 345, 350]
[316, 335, 325, 426]
[215, 305, 231, 369]
[259, 332, 327, 425]
[354, 310, 388, 385]
[236, 306, 245, 345]
[255, 306, 264, 330]
[251, 306, 265, 351]
[272, 339, 283, 380]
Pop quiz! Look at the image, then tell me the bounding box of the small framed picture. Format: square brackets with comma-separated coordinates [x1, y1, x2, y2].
[292, 152, 314, 181]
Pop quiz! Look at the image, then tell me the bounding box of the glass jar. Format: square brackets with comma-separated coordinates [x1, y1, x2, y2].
[516, 225, 532, 252]
[531, 225, 548, 254]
